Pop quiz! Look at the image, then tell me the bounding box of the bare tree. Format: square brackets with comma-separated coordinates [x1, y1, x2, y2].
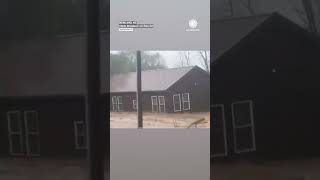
[223, 0, 255, 16]
[176, 51, 191, 67]
[239, 0, 256, 15]
[288, 0, 318, 33]
[176, 54, 185, 68]
[288, 0, 310, 28]
[224, 0, 234, 16]
[198, 51, 210, 72]
[183, 51, 191, 66]
[302, 0, 317, 33]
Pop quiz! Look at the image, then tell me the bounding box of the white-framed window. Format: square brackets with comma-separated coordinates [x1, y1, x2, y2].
[24, 111, 40, 156]
[74, 121, 87, 149]
[173, 94, 181, 112]
[158, 96, 165, 112]
[117, 96, 123, 111]
[231, 100, 256, 153]
[182, 93, 191, 110]
[112, 96, 117, 111]
[151, 96, 158, 112]
[212, 104, 228, 158]
[132, 99, 137, 110]
[7, 111, 24, 156]
[112, 96, 123, 111]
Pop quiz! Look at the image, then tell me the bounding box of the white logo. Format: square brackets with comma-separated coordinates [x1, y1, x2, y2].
[186, 19, 200, 32]
[188, 19, 198, 29]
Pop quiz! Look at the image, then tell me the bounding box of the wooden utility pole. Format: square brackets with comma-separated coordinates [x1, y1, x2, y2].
[85, 0, 105, 179]
[137, 51, 143, 128]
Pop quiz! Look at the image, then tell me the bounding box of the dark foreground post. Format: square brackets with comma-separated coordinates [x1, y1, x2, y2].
[86, 0, 105, 179]
[137, 51, 143, 128]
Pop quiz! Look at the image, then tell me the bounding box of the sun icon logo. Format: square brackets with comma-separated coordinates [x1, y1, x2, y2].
[188, 19, 198, 29]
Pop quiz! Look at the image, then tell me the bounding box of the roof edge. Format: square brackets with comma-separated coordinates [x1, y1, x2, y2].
[166, 66, 209, 91]
[110, 66, 196, 77]
[212, 13, 288, 66]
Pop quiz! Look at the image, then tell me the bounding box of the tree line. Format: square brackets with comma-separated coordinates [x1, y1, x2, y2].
[110, 51, 166, 75]
[110, 51, 211, 75]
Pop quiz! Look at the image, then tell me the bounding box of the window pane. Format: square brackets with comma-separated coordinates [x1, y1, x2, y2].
[77, 123, 85, 136]
[11, 134, 23, 154]
[77, 136, 86, 148]
[173, 95, 181, 112]
[182, 93, 189, 101]
[152, 97, 158, 104]
[27, 134, 40, 155]
[235, 127, 254, 151]
[117, 96, 122, 103]
[158, 96, 164, 104]
[8, 112, 21, 132]
[25, 112, 39, 132]
[233, 102, 252, 126]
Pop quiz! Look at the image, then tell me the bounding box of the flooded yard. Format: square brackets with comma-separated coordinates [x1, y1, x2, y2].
[110, 112, 210, 128]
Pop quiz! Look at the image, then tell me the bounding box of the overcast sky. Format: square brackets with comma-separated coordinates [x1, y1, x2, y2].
[110, 51, 210, 70]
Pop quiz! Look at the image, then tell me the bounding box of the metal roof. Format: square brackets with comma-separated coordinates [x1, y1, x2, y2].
[110, 66, 195, 92]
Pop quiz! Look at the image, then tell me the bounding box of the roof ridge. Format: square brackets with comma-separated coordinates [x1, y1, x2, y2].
[111, 66, 196, 76]
[142, 66, 195, 72]
[110, 66, 198, 92]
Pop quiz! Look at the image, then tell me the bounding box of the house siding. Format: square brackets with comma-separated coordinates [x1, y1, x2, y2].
[211, 15, 320, 159]
[110, 92, 170, 112]
[110, 67, 210, 113]
[0, 96, 87, 157]
[168, 67, 210, 112]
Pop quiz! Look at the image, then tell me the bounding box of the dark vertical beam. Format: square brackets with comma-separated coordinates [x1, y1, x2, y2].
[137, 51, 143, 128]
[86, 0, 104, 179]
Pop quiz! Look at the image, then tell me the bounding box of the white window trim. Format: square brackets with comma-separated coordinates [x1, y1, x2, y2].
[151, 96, 158, 112]
[231, 100, 256, 154]
[112, 96, 117, 111]
[74, 121, 87, 150]
[132, 99, 137, 110]
[158, 96, 166, 112]
[211, 104, 228, 158]
[7, 111, 24, 156]
[117, 96, 123, 111]
[182, 93, 191, 110]
[24, 111, 40, 156]
[173, 94, 181, 112]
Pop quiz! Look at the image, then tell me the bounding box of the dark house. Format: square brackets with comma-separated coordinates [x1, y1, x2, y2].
[212, 0, 320, 34]
[0, 33, 109, 157]
[110, 66, 210, 113]
[211, 13, 320, 159]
